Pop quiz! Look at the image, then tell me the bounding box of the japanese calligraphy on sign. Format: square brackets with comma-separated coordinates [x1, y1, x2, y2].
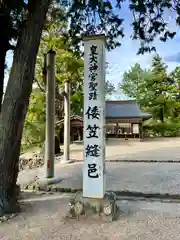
[83, 35, 106, 198]
[85, 144, 100, 157]
[85, 44, 101, 179]
[88, 163, 99, 178]
[88, 45, 98, 100]
[85, 106, 100, 120]
[86, 124, 100, 138]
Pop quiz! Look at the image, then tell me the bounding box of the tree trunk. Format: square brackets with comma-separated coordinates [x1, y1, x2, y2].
[55, 84, 64, 121]
[160, 107, 164, 123]
[160, 107, 164, 136]
[0, 0, 51, 216]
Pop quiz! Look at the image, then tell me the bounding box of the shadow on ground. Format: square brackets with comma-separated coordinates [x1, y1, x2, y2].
[1, 192, 180, 240]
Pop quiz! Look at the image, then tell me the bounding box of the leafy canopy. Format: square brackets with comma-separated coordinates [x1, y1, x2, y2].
[2, 0, 180, 54]
[120, 54, 180, 123]
[59, 0, 180, 54]
[120, 54, 180, 136]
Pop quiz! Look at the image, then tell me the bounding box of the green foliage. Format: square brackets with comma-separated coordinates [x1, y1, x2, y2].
[22, 7, 117, 149]
[35, 12, 84, 115]
[70, 91, 83, 116]
[22, 9, 85, 149]
[144, 121, 180, 137]
[2, 0, 180, 55]
[63, 0, 124, 52]
[21, 88, 45, 150]
[128, 0, 178, 54]
[36, 13, 84, 89]
[121, 63, 146, 100]
[60, 0, 180, 54]
[120, 54, 180, 137]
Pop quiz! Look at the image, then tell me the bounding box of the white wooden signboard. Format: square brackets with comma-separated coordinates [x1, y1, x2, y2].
[133, 124, 139, 134]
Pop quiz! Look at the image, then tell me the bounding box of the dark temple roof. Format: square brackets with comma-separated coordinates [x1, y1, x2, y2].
[56, 100, 151, 125]
[56, 115, 83, 125]
[106, 100, 151, 119]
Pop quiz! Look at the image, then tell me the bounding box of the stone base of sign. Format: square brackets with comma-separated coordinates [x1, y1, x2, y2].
[67, 192, 119, 222]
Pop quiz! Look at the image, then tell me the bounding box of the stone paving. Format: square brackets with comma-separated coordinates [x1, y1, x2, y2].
[18, 162, 180, 195]
[1, 193, 180, 239]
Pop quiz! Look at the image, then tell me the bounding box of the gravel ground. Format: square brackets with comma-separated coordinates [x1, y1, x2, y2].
[70, 138, 180, 162]
[0, 193, 180, 239]
[10, 138, 180, 239]
[18, 162, 180, 195]
[19, 138, 180, 171]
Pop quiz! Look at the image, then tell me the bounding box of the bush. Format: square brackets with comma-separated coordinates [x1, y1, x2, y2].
[144, 121, 180, 137]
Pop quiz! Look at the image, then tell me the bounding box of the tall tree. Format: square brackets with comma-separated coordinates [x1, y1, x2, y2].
[168, 66, 180, 118]
[170, 67, 180, 101]
[35, 15, 84, 119]
[0, 0, 51, 216]
[148, 55, 175, 123]
[22, 16, 84, 150]
[120, 63, 146, 101]
[22, 88, 45, 150]
[120, 55, 178, 124]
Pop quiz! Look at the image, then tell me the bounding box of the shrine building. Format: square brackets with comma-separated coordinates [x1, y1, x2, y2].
[56, 100, 151, 143]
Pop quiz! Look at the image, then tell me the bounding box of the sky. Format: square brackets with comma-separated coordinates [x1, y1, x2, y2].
[4, 1, 180, 99]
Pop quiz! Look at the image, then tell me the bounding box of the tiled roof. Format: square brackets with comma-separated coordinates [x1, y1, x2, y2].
[106, 100, 151, 119]
[56, 101, 151, 125]
[56, 115, 83, 125]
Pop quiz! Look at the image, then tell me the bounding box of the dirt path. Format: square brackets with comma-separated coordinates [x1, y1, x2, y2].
[0, 193, 180, 240]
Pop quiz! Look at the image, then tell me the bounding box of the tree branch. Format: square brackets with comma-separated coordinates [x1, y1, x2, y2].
[34, 78, 45, 92]
[8, 44, 16, 51]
